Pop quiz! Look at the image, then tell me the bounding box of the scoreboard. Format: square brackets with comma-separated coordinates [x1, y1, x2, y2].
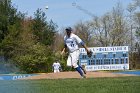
[79, 46, 129, 71]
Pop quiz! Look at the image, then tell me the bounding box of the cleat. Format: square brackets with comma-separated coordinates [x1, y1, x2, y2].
[81, 75, 86, 78]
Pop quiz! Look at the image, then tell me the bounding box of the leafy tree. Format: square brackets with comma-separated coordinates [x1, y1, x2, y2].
[32, 8, 58, 46]
[0, 0, 25, 59]
[12, 9, 59, 73]
[0, 0, 19, 42]
[10, 18, 56, 73]
[13, 43, 52, 73]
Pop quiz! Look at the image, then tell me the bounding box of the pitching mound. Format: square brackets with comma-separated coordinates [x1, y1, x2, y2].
[21, 71, 136, 80]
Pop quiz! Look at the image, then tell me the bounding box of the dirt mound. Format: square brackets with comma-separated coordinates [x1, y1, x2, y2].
[21, 71, 136, 80]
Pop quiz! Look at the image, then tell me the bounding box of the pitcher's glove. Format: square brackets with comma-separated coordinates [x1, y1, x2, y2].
[87, 50, 93, 58]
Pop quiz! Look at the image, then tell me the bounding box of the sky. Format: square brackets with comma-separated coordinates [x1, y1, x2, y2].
[11, 0, 133, 29]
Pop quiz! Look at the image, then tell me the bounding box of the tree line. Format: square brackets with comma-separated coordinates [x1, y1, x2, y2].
[0, 0, 140, 73]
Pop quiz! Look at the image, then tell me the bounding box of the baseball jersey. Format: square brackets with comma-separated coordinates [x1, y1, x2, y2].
[64, 33, 82, 53]
[53, 62, 61, 70]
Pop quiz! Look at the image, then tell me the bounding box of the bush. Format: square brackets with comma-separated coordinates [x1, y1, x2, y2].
[13, 43, 54, 73]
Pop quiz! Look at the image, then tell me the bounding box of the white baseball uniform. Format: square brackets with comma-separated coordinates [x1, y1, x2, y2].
[52, 62, 61, 73]
[64, 33, 82, 68]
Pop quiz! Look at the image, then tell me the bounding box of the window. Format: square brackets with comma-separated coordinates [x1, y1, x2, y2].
[126, 58, 128, 63]
[108, 59, 110, 64]
[104, 59, 107, 64]
[96, 59, 98, 65]
[82, 55, 84, 59]
[123, 53, 127, 57]
[82, 55, 87, 59]
[100, 59, 103, 65]
[93, 55, 96, 58]
[99, 59, 101, 65]
[113, 54, 116, 58]
[91, 60, 95, 65]
[88, 60, 91, 65]
[104, 54, 106, 58]
[115, 59, 119, 64]
[104, 59, 110, 64]
[121, 58, 124, 64]
[111, 59, 114, 64]
[96, 59, 100, 65]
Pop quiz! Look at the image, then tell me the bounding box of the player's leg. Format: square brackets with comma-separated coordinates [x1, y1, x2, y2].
[71, 50, 86, 78]
[79, 65, 86, 74]
[54, 70, 57, 73]
[67, 54, 72, 66]
[75, 66, 83, 76]
[67, 54, 73, 71]
[56, 69, 60, 73]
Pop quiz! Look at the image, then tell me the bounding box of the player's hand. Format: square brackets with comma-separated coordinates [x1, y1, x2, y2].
[61, 50, 65, 55]
[61, 48, 66, 55]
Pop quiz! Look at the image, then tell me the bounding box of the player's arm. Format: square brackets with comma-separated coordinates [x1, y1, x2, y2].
[81, 41, 92, 57]
[75, 35, 90, 53]
[80, 41, 90, 53]
[61, 44, 67, 55]
[75, 35, 92, 57]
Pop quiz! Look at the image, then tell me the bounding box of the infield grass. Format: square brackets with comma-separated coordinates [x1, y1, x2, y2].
[0, 76, 140, 93]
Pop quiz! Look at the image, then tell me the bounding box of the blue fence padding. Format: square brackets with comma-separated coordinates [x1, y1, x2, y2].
[116, 71, 140, 76]
[0, 74, 37, 80]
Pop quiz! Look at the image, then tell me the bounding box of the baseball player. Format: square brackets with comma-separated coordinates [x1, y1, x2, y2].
[61, 27, 91, 78]
[52, 60, 61, 73]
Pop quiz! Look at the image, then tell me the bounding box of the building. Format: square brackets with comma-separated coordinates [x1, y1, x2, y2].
[79, 46, 129, 71]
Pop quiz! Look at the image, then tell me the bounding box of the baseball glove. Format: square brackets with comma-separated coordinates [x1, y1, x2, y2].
[87, 50, 93, 58]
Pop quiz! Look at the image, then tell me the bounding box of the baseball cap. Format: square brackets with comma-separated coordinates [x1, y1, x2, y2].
[65, 27, 72, 31]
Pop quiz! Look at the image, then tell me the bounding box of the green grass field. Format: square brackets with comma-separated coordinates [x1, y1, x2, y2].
[0, 76, 140, 93]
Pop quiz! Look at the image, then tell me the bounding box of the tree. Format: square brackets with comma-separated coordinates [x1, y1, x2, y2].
[0, 0, 20, 42]
[133, 0, 140, 7]
[134, 13, 140, 54]
[88, 16, 108, 46]
[0, 2, 59, 73]
[109, 3, 130, 46]
[127, 0, 140, 54]
[9, 8, 59, 73]
[11, 9, 59, 73]
[74, 21, 94, 46]
[32, 8, 58, 46]
[88, 2, 130, 47]
[0, 0, 25, 59]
